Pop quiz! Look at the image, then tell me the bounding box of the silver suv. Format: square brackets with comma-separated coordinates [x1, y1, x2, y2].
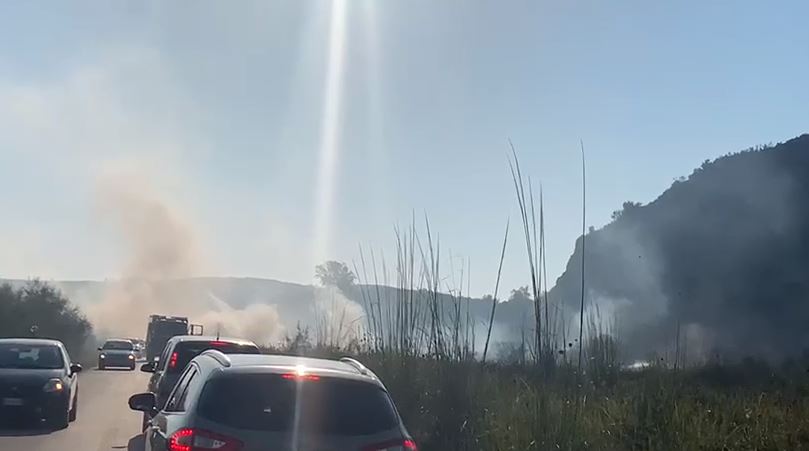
[129, 351, 416, 451]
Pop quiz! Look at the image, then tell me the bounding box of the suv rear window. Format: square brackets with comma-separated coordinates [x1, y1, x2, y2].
[198, 374, 399, 435]
[169, 341, 260, 373]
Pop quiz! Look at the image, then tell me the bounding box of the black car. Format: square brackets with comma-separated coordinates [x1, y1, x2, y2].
[97, 338, 137, 370]
[0, 338, 82, 429]
[139, 335, 260, 429]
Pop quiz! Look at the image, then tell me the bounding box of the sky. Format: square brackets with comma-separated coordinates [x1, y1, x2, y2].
[0, 1, 807, 297]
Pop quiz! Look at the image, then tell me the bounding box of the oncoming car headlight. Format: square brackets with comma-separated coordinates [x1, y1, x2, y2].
[99, 354, 106, 359]
[43, 378, 64, 392]
[128, 354, 135, 360]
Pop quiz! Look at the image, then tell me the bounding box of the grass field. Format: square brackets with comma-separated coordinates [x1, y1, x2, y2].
[281, 344, 809, 451]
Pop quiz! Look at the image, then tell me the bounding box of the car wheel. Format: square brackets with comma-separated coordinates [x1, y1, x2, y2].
[98, 361, 105, 370]
[130, 363, 136, 371]
[69, 393, 78, 422]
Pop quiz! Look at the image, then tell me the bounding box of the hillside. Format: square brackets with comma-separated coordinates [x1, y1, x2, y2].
[0, 277, 530, 349]
[551, 134, 809, 360]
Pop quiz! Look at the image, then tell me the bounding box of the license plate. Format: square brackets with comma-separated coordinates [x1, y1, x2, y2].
[2, 398, 24, 406]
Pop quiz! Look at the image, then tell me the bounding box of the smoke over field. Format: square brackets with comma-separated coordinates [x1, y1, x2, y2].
[88, 168, 287, 344]
[551, 136, 809, 362]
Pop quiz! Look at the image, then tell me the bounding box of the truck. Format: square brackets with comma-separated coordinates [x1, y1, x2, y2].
[144, 315, 203, 361]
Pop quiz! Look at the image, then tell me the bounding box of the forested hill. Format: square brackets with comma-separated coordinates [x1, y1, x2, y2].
[550, 134, 809, 360]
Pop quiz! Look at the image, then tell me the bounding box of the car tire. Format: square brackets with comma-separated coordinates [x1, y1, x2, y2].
[130, 363, 136, 371]
[69, 393, 78, 422]
[98, 362, 105, 370]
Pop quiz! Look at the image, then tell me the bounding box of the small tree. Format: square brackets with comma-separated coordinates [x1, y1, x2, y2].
[611, 201, 643, 221]
[315, 261, 356, 294]
[508, 286, 532, 303]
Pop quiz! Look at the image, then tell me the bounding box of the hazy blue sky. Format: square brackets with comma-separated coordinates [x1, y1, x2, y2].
[1, 1, 807, 296]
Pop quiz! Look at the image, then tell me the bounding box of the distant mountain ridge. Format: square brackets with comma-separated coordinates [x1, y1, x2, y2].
[0, 276, 531, 347]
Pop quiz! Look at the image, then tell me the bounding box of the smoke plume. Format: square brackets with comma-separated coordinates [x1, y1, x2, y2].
[200, 292, 285, 345]
[550, 136, 809, 362]
[312, 286, 365, 347]
[88, 168, 287, 344]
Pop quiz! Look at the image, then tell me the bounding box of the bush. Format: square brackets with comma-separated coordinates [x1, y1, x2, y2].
[0, 280, 93, 358]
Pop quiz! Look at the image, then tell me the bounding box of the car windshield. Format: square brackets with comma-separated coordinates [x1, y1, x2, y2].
[168, 342, 260, 373]
[102, 340, 133, 351]
[198, 374, 398, 435]
[0, 344, 64, 370]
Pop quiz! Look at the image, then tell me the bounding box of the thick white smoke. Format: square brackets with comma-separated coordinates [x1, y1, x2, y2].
[312, 286, 365, 347]
[201, 292, 285, 345]
[88, 168, 287, 344]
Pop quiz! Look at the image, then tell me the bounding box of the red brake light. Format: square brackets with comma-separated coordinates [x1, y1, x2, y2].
[168, 352, 178, 369]
[363, 439, 418, 451]
[281, 373, 320, 381]
[169, 428, 193, 451]
[168, 428, 242, 451]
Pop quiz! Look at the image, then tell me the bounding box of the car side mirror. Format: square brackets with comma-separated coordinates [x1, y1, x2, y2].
[140, 362, 155, 373]
[70, 363, 83, 375]
[128, 392, 157, 417]
[97, 346, 103, 351]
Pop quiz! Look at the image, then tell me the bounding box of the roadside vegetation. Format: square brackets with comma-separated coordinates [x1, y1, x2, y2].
[0, 280, 93, 359]
[288, 233, 809, 451]
[295, 144, 809, 451]
[279, 294, 809, 451]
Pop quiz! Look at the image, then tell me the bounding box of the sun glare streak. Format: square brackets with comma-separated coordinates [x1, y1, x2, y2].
[313, 0, 349, 265]
[291, 374, 303, 450]
[363, 0, 381, 138]
[361, 0, 392, 220]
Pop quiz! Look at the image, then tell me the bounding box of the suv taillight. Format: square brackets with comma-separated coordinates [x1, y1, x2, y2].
[362, 439, 418, 451]
[168, 428, 243, 451]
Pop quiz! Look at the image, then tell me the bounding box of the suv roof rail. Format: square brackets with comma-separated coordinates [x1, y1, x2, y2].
[339, 356, 370, 376]
[200, 349, 231, 367]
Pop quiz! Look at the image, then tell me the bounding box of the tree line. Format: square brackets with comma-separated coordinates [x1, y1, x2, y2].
[0, 280, 92, 357]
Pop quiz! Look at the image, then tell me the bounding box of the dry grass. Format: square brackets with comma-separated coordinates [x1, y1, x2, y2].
[362, 354, 809, 451]
[267, 327, 809, 451]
